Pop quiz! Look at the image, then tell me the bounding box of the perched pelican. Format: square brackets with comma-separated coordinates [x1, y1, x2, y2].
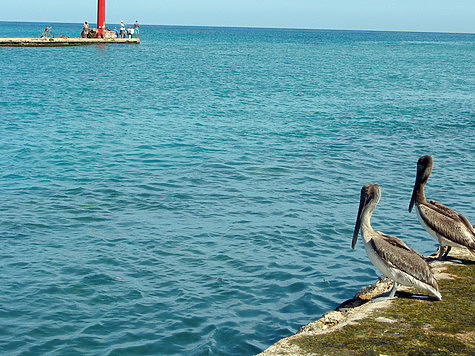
[353, 183, 441, 301]
[409, 155, 475, 260]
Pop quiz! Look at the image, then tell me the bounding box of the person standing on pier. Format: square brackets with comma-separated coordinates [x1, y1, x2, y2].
[134, 20, 140, 38]
[82, 21, 89, 38]
[120, 20, 126, 38]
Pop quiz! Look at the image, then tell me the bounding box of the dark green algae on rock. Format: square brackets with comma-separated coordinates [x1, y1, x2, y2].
[259, 248, 474, 355]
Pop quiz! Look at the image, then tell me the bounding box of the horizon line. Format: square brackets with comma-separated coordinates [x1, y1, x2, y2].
[0, 20, 474, 35]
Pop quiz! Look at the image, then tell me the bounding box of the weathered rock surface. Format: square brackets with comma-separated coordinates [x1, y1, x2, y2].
[259, 247, 474, 355]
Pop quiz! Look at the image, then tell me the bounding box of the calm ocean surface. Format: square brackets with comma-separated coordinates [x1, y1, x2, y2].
[0, 21, 474, 355]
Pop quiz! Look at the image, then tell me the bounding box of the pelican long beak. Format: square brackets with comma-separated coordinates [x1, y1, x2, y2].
[408, 174, 421, 213]
[352, 193, 369, 249]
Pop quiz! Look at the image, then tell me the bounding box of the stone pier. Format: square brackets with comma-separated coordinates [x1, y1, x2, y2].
[0, 37, 140, 47]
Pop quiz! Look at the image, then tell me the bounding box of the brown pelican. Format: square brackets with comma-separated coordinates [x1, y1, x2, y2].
[409, 155, 475, 260]
[353, 183, 441, 301]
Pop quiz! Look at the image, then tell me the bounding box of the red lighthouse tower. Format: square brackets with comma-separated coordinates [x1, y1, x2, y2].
[96, 0, 106, 37]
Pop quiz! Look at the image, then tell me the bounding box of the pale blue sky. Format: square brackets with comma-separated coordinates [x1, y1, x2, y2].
[1, 0, 474, 33]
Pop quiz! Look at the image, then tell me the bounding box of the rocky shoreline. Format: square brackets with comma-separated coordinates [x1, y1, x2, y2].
[259, 247, 474, 355]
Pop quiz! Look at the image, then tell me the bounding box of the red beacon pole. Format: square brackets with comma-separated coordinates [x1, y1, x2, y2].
[96, 0, 105, 37]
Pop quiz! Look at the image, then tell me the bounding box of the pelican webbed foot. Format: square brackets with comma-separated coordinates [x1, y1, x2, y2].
[441, 246, 452, 260]
[371, 282, 398, 303]
[437, 246, 451, 260]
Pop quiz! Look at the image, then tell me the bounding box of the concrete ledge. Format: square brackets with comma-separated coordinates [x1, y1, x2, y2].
[259, 247, 474, 355]
[0, 37, 140, 47]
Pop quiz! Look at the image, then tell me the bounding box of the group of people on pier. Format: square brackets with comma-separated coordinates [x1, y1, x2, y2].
[81, 20, 140, 39]
[117, 20, 140, 38]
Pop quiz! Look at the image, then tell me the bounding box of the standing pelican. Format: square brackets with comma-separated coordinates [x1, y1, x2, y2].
[353, 183, 441, 301]
[409, 155, 475, 260]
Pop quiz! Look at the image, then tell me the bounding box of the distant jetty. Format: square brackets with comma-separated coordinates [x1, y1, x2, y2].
[0, 37, 140, 47]
[0, 0, 141, 47]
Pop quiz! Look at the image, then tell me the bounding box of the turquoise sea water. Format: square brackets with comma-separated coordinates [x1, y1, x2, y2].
[0, 22, 474, 355]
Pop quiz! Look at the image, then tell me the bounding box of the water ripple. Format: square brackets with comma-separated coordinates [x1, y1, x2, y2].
[1, 24, 474, 355]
